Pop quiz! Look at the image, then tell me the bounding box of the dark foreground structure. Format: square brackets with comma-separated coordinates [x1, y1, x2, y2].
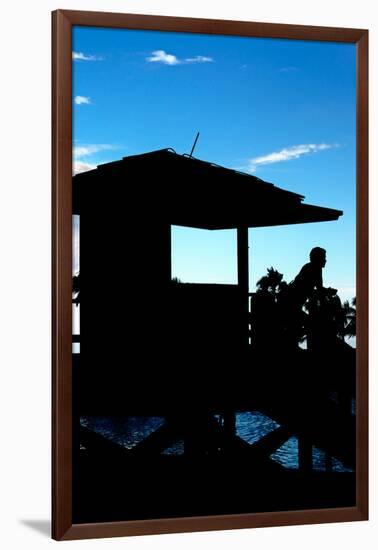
[72, 149, 355, 523]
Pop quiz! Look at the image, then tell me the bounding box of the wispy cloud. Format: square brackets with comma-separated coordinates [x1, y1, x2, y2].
[279, 66, 299, 73]
[74, 95, 91, 105]
[73, 143, 119, 175]
[185, 55, 213, 64]
[146, 50, 213, 66]
[73, 144, 115, 157]
[72, 51, 103, 61]
[248, 143, 336, 172]
[73, 161, 96, 175]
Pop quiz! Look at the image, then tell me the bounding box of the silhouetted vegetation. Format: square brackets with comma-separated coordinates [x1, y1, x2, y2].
[256, 267, 288, 297]
[251, 267, 356, 348]
[343, 297, 356, 338]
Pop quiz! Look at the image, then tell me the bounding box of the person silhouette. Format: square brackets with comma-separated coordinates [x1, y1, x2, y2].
[283, 247, 329, 347]
[290, 247, 327, 305]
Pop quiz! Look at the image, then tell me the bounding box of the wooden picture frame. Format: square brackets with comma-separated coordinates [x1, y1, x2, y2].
[52, 9, 368, 541]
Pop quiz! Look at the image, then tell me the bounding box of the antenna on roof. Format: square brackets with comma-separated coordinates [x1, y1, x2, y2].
[189, 132, 200, 158]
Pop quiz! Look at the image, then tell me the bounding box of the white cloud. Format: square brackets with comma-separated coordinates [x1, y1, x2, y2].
[146, 50, 180, 65]
[146, 50, 213, 66]
[279, 66, 299, 73]
[72, 51, 102, 61]
[74, 95, 91, 105]
[73, 161, 96, 175]
[185, 55, 213, 64]
[73, 144, 114, 158]
[73, 143, 118, 175]
[248, 143, 336, 172]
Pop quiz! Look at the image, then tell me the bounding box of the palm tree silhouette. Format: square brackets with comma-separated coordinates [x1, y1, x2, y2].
[256, 267, 286, 297]
[343, 297, 356, 338]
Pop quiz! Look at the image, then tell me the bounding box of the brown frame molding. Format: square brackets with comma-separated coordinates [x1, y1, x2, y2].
[52, 9, 368, 541]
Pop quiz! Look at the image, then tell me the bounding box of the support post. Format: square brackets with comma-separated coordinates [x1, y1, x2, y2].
[237, 226, 249, 297]
[237, 226, 250, 345]
[222, 227, 249, 442]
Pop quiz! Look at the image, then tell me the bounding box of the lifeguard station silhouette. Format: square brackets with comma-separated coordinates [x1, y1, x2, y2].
[72, 149, 355, 522]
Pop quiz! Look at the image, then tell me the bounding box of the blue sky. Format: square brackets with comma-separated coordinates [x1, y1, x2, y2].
[72, 26, 356, 303]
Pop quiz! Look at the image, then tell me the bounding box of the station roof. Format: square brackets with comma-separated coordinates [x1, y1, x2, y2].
[73, 148, 342, 229]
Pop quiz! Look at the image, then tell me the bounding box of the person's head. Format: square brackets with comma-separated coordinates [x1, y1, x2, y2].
[310, 247, 327, 267]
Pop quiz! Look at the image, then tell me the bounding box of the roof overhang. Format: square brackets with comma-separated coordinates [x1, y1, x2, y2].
[72, 149, 343, 228]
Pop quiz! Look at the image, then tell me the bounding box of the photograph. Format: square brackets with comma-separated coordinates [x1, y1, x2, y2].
[70, 22, 358, 525]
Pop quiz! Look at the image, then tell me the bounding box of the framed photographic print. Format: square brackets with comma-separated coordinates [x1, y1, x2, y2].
[52, 9, 368, 541]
